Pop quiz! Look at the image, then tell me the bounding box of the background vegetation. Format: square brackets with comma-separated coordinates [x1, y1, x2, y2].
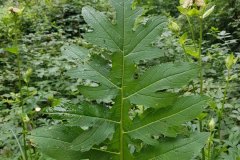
[0, 0, 239, 159]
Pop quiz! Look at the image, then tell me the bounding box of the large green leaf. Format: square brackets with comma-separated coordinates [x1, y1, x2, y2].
[82, 0, 166, 60]
[127, 95, 209, 143]
[62, 44, 119, 101]
[30, 0, 209, 159]
[125, 62, 199, 107]
[134, 132, 210, 160]
[49, 104, 118, 128]
[29, 125, 119, 160]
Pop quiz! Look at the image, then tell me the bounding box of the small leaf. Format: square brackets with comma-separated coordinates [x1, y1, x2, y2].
[177, 6, 188, 15]
[202, 5, 215, 19]
[185, 46, 199, 58]
[229, 74, 238, 81]
[168, 20, 180, 33]
[187, 8, 200, 16]
[225, 53, 238, 70]
[179, 32, 188, 45]
[4, 46, 19, 55]
[197, 112, 208, 120]
[23, 68, 33, 84]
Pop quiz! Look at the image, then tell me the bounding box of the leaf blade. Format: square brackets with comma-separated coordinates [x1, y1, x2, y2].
[125, 62, 199, 98]
[127, 96, 209, 141]
[134, 132, 210, 160]
[82, 6, 123, 51]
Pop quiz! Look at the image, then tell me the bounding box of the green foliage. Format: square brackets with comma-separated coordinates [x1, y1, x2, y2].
[1, 0, 239, 159]
[133, 0, 179, 16]
[0, 0, 110, 158]
[208, 0, 240, 51]
[29, 1, 209, 159]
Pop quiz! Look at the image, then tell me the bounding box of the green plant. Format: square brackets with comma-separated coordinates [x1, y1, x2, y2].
[29, 0, 209, 159]
[175, 2, 216, 159]
[5, 6, 29, 160]
[0, 1, 98, 157]
[207, 118, 215, 160]
[132, 0, 179, 16]
[217, 53, 238, 139]
[208, 0, 240, 51]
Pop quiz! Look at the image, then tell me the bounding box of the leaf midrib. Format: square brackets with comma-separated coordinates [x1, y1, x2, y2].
[120, 1, 126, 160]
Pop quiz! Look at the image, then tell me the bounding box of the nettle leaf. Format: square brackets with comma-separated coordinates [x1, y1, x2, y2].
[30, 0, 210, 159]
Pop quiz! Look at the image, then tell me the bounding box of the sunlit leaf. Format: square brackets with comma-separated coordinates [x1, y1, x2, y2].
[202, 5, 215, 19]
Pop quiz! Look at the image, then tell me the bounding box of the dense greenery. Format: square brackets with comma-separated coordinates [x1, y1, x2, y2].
[0, 0, 239, 160]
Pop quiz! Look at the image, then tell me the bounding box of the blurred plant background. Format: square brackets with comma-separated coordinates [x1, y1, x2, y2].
[0, 0, 239, 159]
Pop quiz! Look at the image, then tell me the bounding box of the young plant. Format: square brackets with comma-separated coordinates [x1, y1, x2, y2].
[207, 118, 215, 160]
[29, 1, 209, 159]
[217, 53, 238, 139]
[178, 0, 215, 93]
[4, 6, 29, 160]
[177, 1, 215, 159]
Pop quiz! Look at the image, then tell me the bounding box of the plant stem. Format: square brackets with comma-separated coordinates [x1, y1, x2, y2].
[198, 17, 205, 160]
[207, 132, 214, 160]
[17, 51, 28, 160]
[207, 141, 211, 160]
[11, 129, 26, 160]
[120, 50, 125, 160]
[120, 90, 124, 160]
[199, 120, 203, 131]
[181, 44, 190, 62]
[199, 18, 203, 94]
[186, 15, 197, 50]
[14, 16, 28, 160]
[218, 69, 230, 139]
[199, 119, 205, 160]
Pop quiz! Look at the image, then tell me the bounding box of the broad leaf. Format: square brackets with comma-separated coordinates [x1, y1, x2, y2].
[125, 62, 199, 100]
[134, 132, 210, 160]
[127, 95, 209, 143]
[30, 0, 209, 159]
[30, 125, 118, 160]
